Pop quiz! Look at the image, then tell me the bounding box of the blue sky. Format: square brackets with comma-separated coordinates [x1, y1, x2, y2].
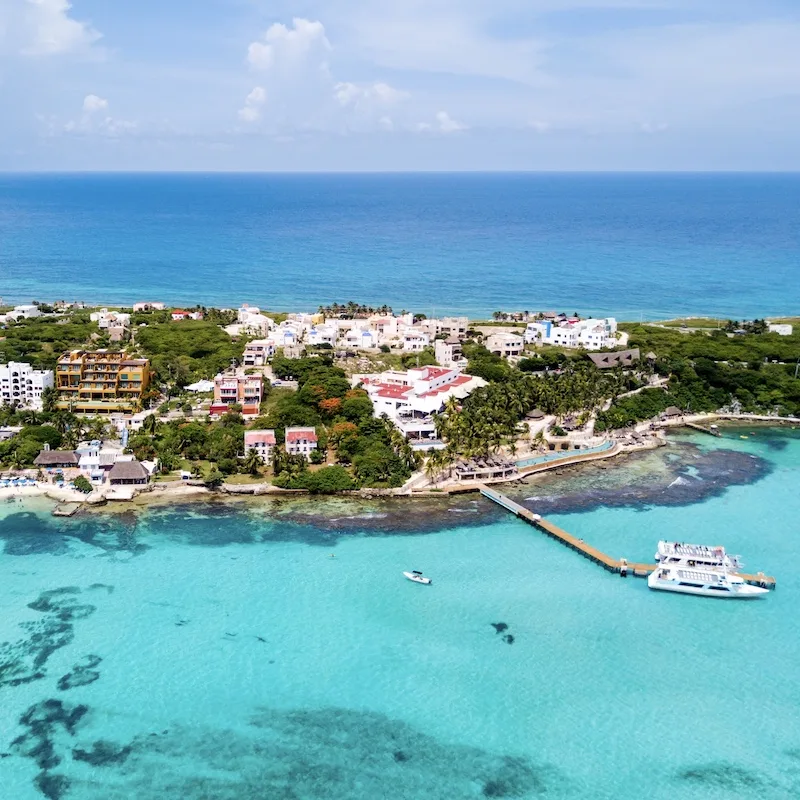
[2, 0, 800, 170]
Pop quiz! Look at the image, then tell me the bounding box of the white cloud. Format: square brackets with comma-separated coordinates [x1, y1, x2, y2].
[238, 86, 267, 122]
[436, 110, 467, 133]
[241, 19, 408, 133]
[83, 94, 108, 113]
[62, 95, 136, 137]
[640, 121, 668, 134]
[248, 18, 331, 75]
[334, 81, 408, 108]
[17, 0, 102, 56]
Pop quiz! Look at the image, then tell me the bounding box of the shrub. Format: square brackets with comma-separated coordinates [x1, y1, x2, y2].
[73, 475, 93, 494]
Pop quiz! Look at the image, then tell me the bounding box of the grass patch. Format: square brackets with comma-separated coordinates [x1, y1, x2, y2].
[657, 318, 725, 329]
[223, 473, 268, 485]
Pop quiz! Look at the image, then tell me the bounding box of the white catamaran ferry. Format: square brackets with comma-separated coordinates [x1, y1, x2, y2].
[655, 541, 742, 571]
[647, 565, 768, 599]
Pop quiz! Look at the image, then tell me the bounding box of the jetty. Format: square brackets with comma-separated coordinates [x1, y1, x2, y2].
[686, 422, 721, 437]
[479, 485, 776, 589]
[52, 503, 83, 517]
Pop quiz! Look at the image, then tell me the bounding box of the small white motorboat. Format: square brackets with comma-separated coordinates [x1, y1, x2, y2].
[403, 570, 432, 585]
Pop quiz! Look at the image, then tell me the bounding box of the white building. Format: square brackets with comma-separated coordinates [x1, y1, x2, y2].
[403, 330, 431, 352]
[485, 332, 525, 358]
[768, 323, 793, 336]
[417, 316, 470, 340]
[0, 305, 42, 324]
[237, 305, 275, 336]
[434, 338, 468, 370]
[341, 326, 378, 350]
[307, 324, 338, 347]
[356, 366, 486, 449]
[133, 302, 165, 312]
[0, 362, 54, 409]
[524, 318, 617, 350]
[90, 309, 131, 329]
[285, 426, 318, 459]
[244, 429, 276, 461]
[243, 339, 276, 367]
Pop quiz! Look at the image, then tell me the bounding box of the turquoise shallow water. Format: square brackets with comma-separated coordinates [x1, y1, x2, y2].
[1, 430, 799, 799]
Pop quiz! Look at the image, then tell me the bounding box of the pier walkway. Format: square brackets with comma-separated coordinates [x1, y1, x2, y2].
[479, 485, 776, 589]
[685, 422, 721, 437]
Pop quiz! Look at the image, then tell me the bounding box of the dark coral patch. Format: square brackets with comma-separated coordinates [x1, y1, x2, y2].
[34, 772, 70, 800]
[679, 762, 770, 791]
[72, 739, 132, 766]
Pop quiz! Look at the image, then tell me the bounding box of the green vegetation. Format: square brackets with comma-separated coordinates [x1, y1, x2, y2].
[265, 355, 418, 488]
[0, 406, 110, 467]
[73, 475, 93, 493]
[317, 302, 394, 318]
[433, 364, 634, 463]
[591, 325, 800, 429]
[657, 318, 725, 329]
[0, 315, 96, 370]
[135, 320, 244, 390]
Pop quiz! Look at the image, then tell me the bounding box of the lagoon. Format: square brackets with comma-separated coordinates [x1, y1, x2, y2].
[1, 429, 799, 799]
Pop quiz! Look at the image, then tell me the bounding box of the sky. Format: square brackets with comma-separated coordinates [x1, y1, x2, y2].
[2, 0, 800, 171]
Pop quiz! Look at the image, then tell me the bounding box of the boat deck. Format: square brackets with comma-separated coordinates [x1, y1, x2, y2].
[479, 485, 776, 589]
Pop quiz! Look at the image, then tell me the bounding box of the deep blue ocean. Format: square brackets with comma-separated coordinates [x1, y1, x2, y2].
[0, 173, 798, 319]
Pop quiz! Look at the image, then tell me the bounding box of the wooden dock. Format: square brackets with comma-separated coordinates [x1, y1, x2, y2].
[686, 422, 721, 437]
[479, 485, 776, 589]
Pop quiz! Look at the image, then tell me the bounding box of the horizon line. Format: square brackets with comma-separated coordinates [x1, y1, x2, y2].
[2, 169, 800, 177]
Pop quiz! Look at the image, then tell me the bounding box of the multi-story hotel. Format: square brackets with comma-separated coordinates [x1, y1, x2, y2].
[0, 362, 54, 409]
[56, 350, 151, 414]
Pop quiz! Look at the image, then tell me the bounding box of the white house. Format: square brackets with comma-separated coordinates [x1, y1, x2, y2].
[524, 318, 617, 350]
[285, 427, 318, 460]
[417, 316, 470, 340]
[133, 302, 165, 312]
[485, 332, 524, 358]
[243, 339, 276, 367]
[90, 309, 131, 329]
[768, 323, 793, 336]
[341, 326, 378, 350]
[244, 429, 276, 461]
[237, 305, 275, 336]
[308, 324, 338, 347]
[0, 362, 54, 409]
[356, 366, 486, 449]
[171, 310, 204, 321]
[434, 337, 468, 370]
[1, 305, 42, 323]
[403, 330, 431, 352]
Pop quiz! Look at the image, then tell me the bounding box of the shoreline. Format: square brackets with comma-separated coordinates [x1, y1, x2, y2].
[4, 420, 794, 516]
[3, 298, 798, 326]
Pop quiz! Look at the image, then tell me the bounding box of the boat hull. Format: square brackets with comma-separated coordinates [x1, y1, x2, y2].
[647, 575, 768, 599]
[403, 571, 432, 585]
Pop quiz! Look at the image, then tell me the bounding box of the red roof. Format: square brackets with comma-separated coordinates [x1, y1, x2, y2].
[245, 430, 276, 445]
[286, 428, 318, 443]
[418, 366, 451, 380]
[417, 374, 472, 398]
[374, 384, 412, 400]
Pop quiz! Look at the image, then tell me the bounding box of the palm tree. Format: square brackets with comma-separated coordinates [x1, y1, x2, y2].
[142, 413, 159, 436]
[244, 448, 263, 476]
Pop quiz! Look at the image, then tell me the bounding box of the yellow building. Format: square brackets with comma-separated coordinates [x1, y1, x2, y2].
[56, 350, 151, 414]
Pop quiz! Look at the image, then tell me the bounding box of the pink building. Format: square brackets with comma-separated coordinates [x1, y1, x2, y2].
[244, 429, 276, 460]
[211, 374, 263, 417]
[285, 427, 318, 460]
